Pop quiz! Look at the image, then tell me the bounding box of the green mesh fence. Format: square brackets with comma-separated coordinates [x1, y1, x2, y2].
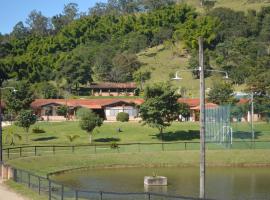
[205, 105, 232, 147]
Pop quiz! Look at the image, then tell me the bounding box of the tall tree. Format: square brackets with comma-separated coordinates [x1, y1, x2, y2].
[139, 83, 180, 139]
[208, 82, 236, 105]
[26, 10, 49, 35]
[77, 108, 103, 143]
[4, 81, 34, 114]
[15, 110, 37, 143]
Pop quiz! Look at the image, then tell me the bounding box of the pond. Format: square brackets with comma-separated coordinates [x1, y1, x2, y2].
[51, 167, 270, 200]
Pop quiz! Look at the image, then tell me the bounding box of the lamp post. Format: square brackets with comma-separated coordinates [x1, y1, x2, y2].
[0, 87, 16, 163]
[172, 37, 228, 199]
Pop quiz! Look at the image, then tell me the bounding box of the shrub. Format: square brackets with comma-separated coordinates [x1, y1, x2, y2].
[116, 112, 129, 122]
[111, 142, 119, 149]
[32, 126, 46, 133]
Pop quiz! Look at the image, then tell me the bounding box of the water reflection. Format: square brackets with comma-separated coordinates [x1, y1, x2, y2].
[52, 167, 270, 200]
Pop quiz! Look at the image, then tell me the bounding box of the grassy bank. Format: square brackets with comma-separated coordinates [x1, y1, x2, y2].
[6, 150, 270, 176]
[3, 121, 269, 147]
[4, 180, 47, 200]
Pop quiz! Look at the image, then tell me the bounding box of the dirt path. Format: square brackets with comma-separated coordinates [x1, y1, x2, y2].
[0, 181, 28, 200]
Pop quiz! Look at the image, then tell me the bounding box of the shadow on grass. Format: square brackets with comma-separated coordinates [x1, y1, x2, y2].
[233, 131, 262, 139]
[153, 130, 200, 141]
[94, 137, 121, 143]
[32, 136, 58, 141]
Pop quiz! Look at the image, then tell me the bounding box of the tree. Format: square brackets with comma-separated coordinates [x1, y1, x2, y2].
[4, 128, 22, 146]
[11, 21, 28, 38]
[32, 82, 59, 99]
[133, 70, 151, 90]
[77, 108, 103, 143]
[110, 52, 141, 82]
[174, 15, 220, 49]
[56, 105, 68, 117]
[63, 3, 79, 23]
[16, 110, 37, 143]
[66, 135, 80, 143]
[4, 81, 34, 114]
[139, 83, 180, 139]
[0, 62, 9, 86]
[208, 82, 236, 105]
[26, 10, 49, 35]
[179, 103, 190, 121]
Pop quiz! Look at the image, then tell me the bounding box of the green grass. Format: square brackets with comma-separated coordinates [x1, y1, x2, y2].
[3, 121, 270, 148]
[6, 150, 270, 176]
[137, 43, 246, 97]
[182, 0, 270, 12]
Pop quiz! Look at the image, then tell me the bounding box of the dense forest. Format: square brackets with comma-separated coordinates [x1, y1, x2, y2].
[0, 0, 269, 108]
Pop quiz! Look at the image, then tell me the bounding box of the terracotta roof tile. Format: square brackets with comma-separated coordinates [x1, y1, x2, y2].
[89, 82, 137, 89]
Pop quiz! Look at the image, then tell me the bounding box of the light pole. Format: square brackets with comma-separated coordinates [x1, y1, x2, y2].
[0, 87, 16, 163]
[172, 37, 228, 199]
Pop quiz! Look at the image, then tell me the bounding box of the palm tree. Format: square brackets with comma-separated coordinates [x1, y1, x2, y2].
[66, 135, 80, 143]
[5, 130, 22, 146]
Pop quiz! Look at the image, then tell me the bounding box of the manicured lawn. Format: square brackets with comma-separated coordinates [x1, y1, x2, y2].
[2, 121, 270, 148]
[6, 150, 270, 176]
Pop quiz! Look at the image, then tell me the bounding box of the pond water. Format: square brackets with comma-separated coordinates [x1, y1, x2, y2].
[51, 167, 270, 200]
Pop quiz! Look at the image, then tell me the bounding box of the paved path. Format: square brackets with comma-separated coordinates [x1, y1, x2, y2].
[0, 180, 28, 200]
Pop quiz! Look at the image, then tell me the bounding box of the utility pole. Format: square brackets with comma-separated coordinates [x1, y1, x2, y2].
[199, 36, 206, 199]
[0, 88, 2, 163]
[251, 91, 254, 148]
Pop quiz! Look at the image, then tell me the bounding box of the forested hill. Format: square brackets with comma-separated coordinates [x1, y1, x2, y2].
[0, 0, 269, 100]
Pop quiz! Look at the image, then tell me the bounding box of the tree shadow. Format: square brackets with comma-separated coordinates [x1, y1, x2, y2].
[94, 137, 121, 143]
[233, 131, 262, 139]
[32, 136, 58, 141]
[153, 130, 200, 141]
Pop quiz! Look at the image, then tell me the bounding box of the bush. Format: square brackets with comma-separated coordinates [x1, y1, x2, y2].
[116, 112, 129, 122]
[32, 126, 45, 133]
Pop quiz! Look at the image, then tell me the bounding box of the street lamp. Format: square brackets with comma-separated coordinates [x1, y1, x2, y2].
[172, 37, 228, 199]
[0, 87, 16, 163]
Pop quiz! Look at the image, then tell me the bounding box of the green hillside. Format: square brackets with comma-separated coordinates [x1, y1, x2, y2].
[185, 0, 270, 11]
[137, 43, 243, 97]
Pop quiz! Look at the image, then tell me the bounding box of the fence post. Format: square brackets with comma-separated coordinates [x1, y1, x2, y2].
[138, 143, 141, 152]
[75, 190, 78, 200]
[48, 180, 52, 200]
[72, 146, 75, 153]
[61, 184, 64, 200]
[38, 177, 41, 195]
[7, 148, 10, 159]
[94, 144, 97, 154]
[35, 146, 37, 156]
[20, 147, 22, 157]
[162, 142, 164, 151]
[28, 173, 31, 188]
[100, 191, 103, 200]
[148, 193, 151, 200]
[53, 146, 55, 155]
[185, 142, 187, 150]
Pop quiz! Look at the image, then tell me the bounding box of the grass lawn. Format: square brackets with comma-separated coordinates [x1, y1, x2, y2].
[3, 121, 270, 148]
[6, 150, 270, 177]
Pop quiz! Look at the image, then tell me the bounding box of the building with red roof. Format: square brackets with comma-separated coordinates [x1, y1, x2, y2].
[89, 82, 137, 96]
[30, 98, 252, 122]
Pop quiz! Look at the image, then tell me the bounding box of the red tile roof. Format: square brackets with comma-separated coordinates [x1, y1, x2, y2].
[31, 98, 144, 110]
[31, 98, 249, 110]
[89, 82, 137, 89]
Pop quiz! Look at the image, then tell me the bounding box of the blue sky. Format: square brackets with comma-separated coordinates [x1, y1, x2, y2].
[0, 0, 107, 34]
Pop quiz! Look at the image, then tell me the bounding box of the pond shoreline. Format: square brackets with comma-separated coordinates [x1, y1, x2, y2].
[48, 162, 270, 178]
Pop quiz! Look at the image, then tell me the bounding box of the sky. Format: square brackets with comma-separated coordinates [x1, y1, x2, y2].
[0, 0, 107, 34]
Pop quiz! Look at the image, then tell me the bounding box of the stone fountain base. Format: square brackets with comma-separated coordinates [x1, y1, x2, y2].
[144, 176, 167, 186]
